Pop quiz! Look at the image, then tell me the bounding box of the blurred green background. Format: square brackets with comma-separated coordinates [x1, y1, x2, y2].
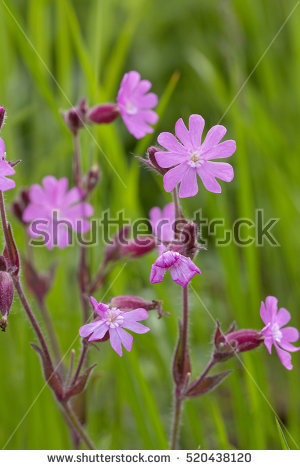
[0, 0, 299, 450]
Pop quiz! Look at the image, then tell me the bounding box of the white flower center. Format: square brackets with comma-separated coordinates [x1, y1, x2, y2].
[105, 308, 124, 328]
[188, 151, 203, 168]
[125, 100, 138, 115]
[271, 323, 282, 342]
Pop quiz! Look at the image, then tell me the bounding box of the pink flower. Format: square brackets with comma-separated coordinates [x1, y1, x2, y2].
[23, 176, 93, 250]
[0, 138, 15, 191]
[260, 296, 300, 370]
[155, 114, 236, 197]
[150, 250, 201, 287]
[79, 297, 150, 356]
[117, 71, 158, 139]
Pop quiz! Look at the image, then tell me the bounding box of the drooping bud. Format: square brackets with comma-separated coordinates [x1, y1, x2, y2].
[11, 188, 30, 224]
[87, 104, 120, 125]
[85, 165, 100, 195]
[0, 106, 6, 130]
[0, 271, 14, 331]
[63, 98, 88, 135]
[3, 224, 19, 275]
[120, 236, 156, 258]
[110, 295, 169, 318]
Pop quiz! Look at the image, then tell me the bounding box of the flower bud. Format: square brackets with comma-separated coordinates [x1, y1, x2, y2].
[11, 188, 30, 224]
[87, 104, 120, 125]
[85, 165, 100, 194]
[104, 225, 131, 264]
[0, 271, 14, 331]
[120, 236, 156, 258]
[63, 99, 88, 135]
[0, 256, 7, 272]
[0, 106, 6, 130]
[110, 295, 169, 318]
[213, 322, 263, 362]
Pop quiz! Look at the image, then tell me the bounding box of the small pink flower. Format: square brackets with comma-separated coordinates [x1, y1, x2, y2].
[23, 176, 93, 250]
[150, 250, 201, 288]
[155, 114, 236, 197]
[79, 297, 150, 357]
[117, 71, 158, 139]
[260, 296, 300, 370]
[0, 138, 15, 191]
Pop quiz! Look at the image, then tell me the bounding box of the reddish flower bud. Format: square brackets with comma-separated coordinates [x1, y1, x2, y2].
[85, 164, 100, 194]
[87, 104, 120, 125]
[136, 146, 168, 175]
[0, 271, 14, 331]
[120, 236, 156, 258]
[110, 295, 169, 318]
[0, 106, 6, 130]
[11, 188, 30, 224]
[104, 225, 131, 264]
[0, 256, 7, 272]
[213, 322, 263, 362]
[63, 99, 88, 135]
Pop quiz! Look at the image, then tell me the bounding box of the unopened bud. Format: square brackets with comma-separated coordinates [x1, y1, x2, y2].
[63, 99, 88, 135]
[86, 165, 100, 194]
[87, 104, 120, 125]
[0, 271, 14, 331]
[120, 236, 156, 258]
[146, 146, 168, 175]
[0, 256, 7, 272]
[11, 188, 30, 224]
[104, 225, 131, 264]
[213, 322, 263, 362]
[0, 106, 6, 130]
[110, 295, 169, 318]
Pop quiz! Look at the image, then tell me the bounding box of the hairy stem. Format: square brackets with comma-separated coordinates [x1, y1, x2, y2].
[73, 132, 82, 187]
[62, 402, 96, 450]
[170, 393, 183, 450]
[38, 299, 63, 369]
[71, 342, 88, 386]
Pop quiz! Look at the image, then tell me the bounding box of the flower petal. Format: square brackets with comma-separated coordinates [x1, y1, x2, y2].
[178, 166, 198, 198]
[163, 163, 187, 192]
[265, 296, 278, 321]
[274, 344, 293, 370]
[263, 336, 273, 354]
[109, 328, 123, 356]
[123, 308, 149, 322]
[276, 307, 291, 328]
[122, 320, 150, 334]
[203, 140, 236, 160]
[117, 328, 133, 352]
[175, 118, 192, 148]
[88, 322, 109, 341]
[0, 176, 16, 191]
[280, 327, 299, 344]
[189, 114, 205, 148]
[158, 132, 186, 153]
[79, 320, 103, 338]
[260, 300, 271, 325]
[150, 265, 168, 284]
[197, 167, 221, 193]
[201, 125, 227, 152]
[0, 160, 15, 176]
[204, 161, 234, 182]
[155, 151, 187, 168]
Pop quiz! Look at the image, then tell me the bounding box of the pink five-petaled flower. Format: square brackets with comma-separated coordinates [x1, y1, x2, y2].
[117, 71, 158, 139]
[149, 202, 175, 254]
[260, 296, 300, 370]
[23, 176, 93, 250]
[0, 138, 15, 191]
[150, 250, 201, 288]
[155, 114, 236, 197]
[79, 297, 150, 357]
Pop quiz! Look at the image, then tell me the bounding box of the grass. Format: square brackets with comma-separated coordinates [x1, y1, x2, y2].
[0, 0, 300, 450]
